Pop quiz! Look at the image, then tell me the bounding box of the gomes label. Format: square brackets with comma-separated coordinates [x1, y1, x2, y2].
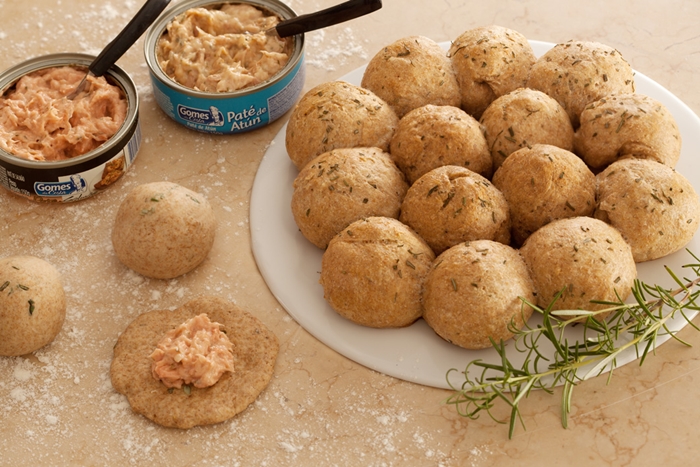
[177, 104, 225, 127]
[35, 175, 87, 197]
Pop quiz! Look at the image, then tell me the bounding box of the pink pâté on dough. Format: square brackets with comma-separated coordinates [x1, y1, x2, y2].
[150, 313, 235, 389]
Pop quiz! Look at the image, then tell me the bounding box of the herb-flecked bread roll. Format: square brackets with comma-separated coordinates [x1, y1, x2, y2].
[285, 80, 399, 170]
[291, 147, 409, 249]
[519, 216, 636, 319]
[423, 240, 536, 349]
[111, 181, 216, 279]
[389, 104, 492, 184]
[399, 165, 510, 254]
[480, 88, 574, 170]
[448, 25, 536, 119]
[0, 255, 66, 356]
[574, 93, 681, 171]
[319, 217, 435, 328]
[527, 41, 635, 128]
[110, 296, 278, 429]
[492, 144, 596, 246]
[595, 158, 700, 262]
[361, 36, 461, 118]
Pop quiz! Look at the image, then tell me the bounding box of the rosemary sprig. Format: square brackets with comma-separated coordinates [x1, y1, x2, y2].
[445, 250, 700, 438]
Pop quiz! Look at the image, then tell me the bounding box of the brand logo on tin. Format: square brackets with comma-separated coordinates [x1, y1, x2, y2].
[35, 175, 87, 197]
[177, 104, 225, 127]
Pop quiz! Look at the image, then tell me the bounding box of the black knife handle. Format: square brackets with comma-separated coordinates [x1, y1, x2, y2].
[89, 0, 171, 76]
[275, 0, 382, 38]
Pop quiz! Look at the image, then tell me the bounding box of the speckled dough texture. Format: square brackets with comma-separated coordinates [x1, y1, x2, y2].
[574, 93, 681, 171]
[111, 181, 216, 279]
[492, 144, 596, 246]
[519, 216, 637, 318]
[422, 240, 536, 349]
[595, 158, 700, 262]
[319, 217, 435, 328]
[285, 80, 399, 170]
[527, 41, 635, 128]
[361, 36, 461, 118]
[448, 25, 537, 119]
[291, 147, 408, 249]
[0, 255, 66, 356]
[110, 296, 279, 429]
[399, 165, 510, 254]
[389, 104, 492, 184]
[480, 87, 574, 170]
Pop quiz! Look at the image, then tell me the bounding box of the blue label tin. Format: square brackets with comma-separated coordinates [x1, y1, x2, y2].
[145, 0, 306, 135]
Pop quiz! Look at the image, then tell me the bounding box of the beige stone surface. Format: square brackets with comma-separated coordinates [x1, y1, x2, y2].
[1, 0, 700, 465]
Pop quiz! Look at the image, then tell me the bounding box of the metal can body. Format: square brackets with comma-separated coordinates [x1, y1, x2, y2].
[144, 0, 306, 135]
[0, 54, 141, 202]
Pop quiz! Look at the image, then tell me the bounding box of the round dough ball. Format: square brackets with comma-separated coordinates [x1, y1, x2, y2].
[399, 165, 511, 254]
[480, 88, 574, 170]
[448, 25, 536, 119]
[110, 296, 278, 429]
[492, 144, 596, 246]
[527, 41, 635, 128]
[0, 255, 66, 356]
[389, 104, 492, 184]
[112, 181, 216, 279]
[574, 93, 681, 171]
[285, 80, 399, 170]
[361, 36, 461, 118]
[423, 240, 536, 349]
[519, 217, 636, 319]
[291, 147, 409, 249]
[319, 217, 435, 328]
[595, 158, 700, 262]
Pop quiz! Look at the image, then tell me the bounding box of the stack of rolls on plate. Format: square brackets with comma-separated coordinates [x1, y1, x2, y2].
[285, 26, 700, 350]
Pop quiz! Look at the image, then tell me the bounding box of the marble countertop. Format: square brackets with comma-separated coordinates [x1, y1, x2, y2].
[1, 0, 699, 465]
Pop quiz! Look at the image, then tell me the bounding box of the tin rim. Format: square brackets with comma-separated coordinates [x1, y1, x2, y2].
[0, 53, 139, 170]
[144, 0, 304, 99]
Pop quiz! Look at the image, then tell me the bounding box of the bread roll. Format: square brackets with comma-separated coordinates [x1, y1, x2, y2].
[448, 25, 536, 119]
[527, 41, 635, 128]
[519, 216, 636, 319]
[595, 158, 700, 262]
[480, 88, 574, 170]
[492, 144, 596, 245]
[399, 165, 510, 254]
[389, 104, 492, 184]
[423, 240, 536, 349]
[361, 36, 461, 118]
[285, 80, 399, 170]
[319, 217, 435, 328]
[291, 147, 408, 249]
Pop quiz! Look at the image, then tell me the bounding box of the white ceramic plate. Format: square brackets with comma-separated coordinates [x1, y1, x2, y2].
[250, 40, 700, 389]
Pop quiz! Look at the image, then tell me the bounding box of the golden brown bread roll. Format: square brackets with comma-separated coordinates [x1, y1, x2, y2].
[389, 104, 492, 184]
[448, 25, 536, 119]
[519, 216, 636, 319]
[319, 217, 435, 328]
[574, 93, 681, 171]
[423, 240, 536, 349]
[527, 41, 635, 128]
[285, 80, 399, 170]
[399, 165, 510, 254]
[492, 144, 596, 246]
[361, 36, 461, 118]
[291, 147, 408, 249]
[595, 158, 700, 262]
[480, 87, 574, 170]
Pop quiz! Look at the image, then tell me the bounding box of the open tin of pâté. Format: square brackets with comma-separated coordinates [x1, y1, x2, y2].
[0, 53, 141, 203]
[144, 0, 306, 134]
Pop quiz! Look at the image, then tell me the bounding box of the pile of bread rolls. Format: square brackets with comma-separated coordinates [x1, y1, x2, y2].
[285, 26, 700, 350]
